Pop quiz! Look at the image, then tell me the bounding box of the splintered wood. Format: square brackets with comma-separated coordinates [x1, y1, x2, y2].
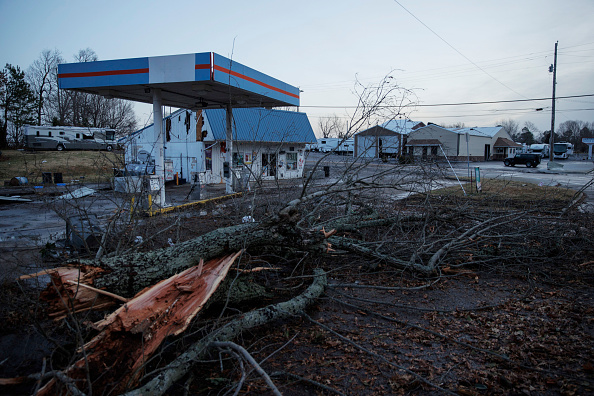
[21, 266, 115, 320]
[36, 251, 243, 395]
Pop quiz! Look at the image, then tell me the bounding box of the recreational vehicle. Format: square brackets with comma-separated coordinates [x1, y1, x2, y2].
[316, 138, 354, 155]
[24, 125, 116, 152]
[553, 142, 574, 159]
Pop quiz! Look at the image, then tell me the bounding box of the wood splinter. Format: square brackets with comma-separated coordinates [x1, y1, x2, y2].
[320, 227, 337, 239]
[66, 280, 129, 303]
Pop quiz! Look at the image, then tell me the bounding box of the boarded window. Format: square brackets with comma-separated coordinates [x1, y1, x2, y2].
[166, 118, 171, 142]
[195, 110, 204, 141]
[205, 149, 212, 171]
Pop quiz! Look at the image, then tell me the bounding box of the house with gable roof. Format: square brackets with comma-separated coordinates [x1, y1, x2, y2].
[405, 124, 521, 161]
[123, 107, 316, 185]
[354, 119, 425, 158]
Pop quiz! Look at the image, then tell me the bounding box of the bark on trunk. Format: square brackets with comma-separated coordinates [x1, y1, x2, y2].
[123, 268, 327, 396]
[92, 223, 285, 297]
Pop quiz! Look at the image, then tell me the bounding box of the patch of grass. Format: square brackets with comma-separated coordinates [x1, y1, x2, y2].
[409, 179, 577, 211]
[0, 150, 125, 185]
[445, 179, 574, 200]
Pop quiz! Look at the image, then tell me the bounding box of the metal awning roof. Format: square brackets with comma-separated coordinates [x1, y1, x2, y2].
[58, 52, 300, 109]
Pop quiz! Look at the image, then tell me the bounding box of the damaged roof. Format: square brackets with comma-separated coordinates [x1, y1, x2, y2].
[126, 107, 316, 144]
[206, 107, 316, 143]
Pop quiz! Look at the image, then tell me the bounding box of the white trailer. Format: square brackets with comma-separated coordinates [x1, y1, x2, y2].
[24, 125, 116, 151]
[316, 138, 354, 155]
[528, 143, 549, 158]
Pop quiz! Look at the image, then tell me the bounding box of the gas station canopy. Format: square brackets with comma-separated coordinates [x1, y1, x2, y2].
[58, 52, 300, 109]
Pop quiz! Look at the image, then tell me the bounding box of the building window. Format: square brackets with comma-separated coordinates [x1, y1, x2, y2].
[286, 152, 297, 170]
[36, 131, 40, 136]
[48, 132, 52, 137]
[233, 152, 244, 166]
[205, 149, 212, 171]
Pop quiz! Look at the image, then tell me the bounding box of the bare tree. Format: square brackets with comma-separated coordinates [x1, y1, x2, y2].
[27, 49, 61, 125]
[318, 115, 345, 138]
[498, 118, 520, 140]
[42, 48, 137, 133]
[443, 121, 466, 129]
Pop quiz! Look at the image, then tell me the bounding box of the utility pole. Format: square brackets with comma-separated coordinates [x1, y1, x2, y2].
[549, 41, 558, 162]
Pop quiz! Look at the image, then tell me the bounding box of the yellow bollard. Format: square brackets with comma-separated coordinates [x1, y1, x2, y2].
[148, 194, 153, 216]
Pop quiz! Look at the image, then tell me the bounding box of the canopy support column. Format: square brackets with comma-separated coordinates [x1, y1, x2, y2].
[153, 89, 166, 206]
[225, 104, 234, 194]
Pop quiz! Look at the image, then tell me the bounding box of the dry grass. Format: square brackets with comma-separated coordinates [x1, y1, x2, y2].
[0, 150, 125, 185]
[441, 178, 576, 201]
[407, 178, 578, 212]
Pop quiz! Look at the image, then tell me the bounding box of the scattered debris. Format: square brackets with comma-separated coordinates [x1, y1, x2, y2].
[0, 196, 32, 204]
[56, 187, 95, 200]
[66, 215, 104, 251]
[8, 177, 28, 186]
[242, 215, 255, 223]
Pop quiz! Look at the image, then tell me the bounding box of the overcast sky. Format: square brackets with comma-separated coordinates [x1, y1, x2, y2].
[1, 0, 593, 136]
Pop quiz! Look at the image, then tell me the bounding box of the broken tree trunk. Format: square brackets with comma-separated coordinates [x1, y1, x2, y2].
[36, 252, 242, 395]
[90, 222, 286, 297]
[123, 268, 327, 396]
[21, 266, 117, 320]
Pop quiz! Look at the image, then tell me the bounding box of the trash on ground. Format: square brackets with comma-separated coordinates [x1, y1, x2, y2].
[9, 176, 28, 186]
[56, 187, 95, 200]
[0, 196, 32, 204]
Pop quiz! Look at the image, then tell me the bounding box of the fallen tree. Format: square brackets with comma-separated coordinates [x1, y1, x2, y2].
[2, 71, 593, 395]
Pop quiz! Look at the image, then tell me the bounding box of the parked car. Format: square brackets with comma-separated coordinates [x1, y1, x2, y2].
[503, 153, 541, 168]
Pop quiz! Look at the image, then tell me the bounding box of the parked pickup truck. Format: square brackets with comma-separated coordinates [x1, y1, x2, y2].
[503, 153, 541, 168]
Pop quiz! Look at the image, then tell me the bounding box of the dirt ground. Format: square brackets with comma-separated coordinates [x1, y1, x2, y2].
[1, 181, 593, 395]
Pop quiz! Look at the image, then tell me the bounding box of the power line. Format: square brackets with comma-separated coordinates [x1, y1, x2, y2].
[391, 0, 532, 100]
[300, 94, 594, 109]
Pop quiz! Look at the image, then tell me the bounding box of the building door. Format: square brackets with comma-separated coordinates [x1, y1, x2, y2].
[484, 144, 491, 161]
[262, 153, 277, 177]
